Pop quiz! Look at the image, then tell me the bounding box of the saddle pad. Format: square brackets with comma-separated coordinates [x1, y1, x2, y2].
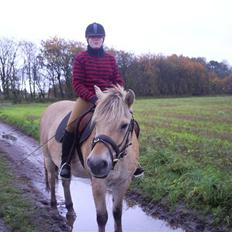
[55, 111, 71, 142]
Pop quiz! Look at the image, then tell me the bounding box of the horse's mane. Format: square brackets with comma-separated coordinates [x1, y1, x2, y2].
[92, 85, 130, 124]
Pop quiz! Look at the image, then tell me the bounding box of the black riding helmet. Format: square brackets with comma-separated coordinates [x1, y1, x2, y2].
[85, 23, 105, 38]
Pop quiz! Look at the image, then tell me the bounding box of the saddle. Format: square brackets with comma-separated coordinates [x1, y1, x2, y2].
[55, 108, 95, 144]
[55, 107, 140, 167]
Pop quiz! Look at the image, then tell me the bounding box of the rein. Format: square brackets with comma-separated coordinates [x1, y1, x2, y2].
[91, 116, 134, 168]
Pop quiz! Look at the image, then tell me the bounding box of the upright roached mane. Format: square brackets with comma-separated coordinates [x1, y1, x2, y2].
[92, 85, 131, 124]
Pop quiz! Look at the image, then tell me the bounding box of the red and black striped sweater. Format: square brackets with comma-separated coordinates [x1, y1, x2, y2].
[72, 49, 124, 103]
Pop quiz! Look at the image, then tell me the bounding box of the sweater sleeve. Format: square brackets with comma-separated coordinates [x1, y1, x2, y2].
[72, 55, 96, 102]
[112, 57, 125, 87]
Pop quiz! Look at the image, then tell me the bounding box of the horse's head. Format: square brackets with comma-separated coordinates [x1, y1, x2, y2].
[86, 85, 135, 178]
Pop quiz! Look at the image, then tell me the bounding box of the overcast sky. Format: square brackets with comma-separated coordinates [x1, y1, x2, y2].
[0, 0, 231, 65]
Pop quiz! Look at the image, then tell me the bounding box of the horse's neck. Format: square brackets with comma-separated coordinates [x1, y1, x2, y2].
[81, 129, 96, 163]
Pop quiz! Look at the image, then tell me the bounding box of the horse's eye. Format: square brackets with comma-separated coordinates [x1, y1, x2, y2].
[120, 123, 128, 130]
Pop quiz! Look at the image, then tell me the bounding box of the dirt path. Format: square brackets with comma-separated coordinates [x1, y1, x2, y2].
[0, 123, 70, 232]
[0, 220, 8, 232]
[0, 121, 231, 232]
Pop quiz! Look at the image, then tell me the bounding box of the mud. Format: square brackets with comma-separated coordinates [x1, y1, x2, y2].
[0, 127, 70, 231]
[0, 121, 231, 232]
[0, 220, 8, 232]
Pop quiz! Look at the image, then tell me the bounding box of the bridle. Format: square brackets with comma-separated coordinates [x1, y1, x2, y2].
[91, 117, 134, 168]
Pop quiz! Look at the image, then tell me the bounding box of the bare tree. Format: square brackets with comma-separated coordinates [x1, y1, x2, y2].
[0, 38, 19, 100]
[41, 37, 84, 99]
[41, 37, 65, 98]
[20, 40, 43, 100]
[60, 40, 84, 98]
[33, 55, 48, 99]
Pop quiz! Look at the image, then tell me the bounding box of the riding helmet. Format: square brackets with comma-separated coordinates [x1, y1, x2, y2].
[85, 23, 105, 38]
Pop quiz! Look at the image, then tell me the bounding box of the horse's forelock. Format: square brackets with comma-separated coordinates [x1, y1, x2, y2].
[92, 86, 129, 123]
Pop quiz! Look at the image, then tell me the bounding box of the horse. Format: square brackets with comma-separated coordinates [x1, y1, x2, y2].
[39, 85, 140, 232]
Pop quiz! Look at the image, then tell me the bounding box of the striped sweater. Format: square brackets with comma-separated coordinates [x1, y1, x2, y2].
[72, 49, 124, 103]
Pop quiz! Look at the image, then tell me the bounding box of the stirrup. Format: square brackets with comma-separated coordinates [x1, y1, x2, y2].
[133, 167, 144, 178]
[59, 163, 71, 179]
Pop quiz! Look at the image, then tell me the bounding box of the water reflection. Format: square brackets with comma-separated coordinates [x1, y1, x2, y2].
[57, 177, 184, 232]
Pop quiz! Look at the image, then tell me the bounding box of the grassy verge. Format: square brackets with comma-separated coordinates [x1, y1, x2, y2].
[0, 103, 49, 140]
[0, 153, 36, 231]
[1, 96, 232, 227]
[0, 152, 68, 232]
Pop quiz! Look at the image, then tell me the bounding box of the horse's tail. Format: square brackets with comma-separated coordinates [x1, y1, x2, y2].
[44, 162, 50, 192]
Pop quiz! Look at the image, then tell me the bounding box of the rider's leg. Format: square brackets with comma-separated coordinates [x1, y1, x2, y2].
[60, 98, 92, 179]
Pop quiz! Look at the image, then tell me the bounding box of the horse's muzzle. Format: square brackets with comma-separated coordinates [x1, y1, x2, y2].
[87, 156, 112, 178]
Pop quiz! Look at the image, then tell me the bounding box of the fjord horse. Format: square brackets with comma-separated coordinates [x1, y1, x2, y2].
[40, 85, 140, 232]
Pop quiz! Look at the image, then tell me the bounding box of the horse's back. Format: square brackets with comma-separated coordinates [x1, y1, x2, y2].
[40, 100, 90, 177]
[40, 100, 75, 163]
[40, 100, 74, 141]
[41, 100, 74, 123]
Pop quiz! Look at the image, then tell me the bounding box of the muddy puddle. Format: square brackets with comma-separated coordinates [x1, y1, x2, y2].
[56, 178, 183, 232]
[0, 122, 184, 232]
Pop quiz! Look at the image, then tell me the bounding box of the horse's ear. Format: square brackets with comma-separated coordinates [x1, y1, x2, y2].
[125, 89, 135, 107]
[94, 85, 103, 99]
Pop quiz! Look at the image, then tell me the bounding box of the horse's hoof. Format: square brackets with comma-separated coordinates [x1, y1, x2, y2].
[66, 210, 76, 227]
[66, 209, 76, 217]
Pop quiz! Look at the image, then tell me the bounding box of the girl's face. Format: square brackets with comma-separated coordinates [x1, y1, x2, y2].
[88, 36, 104, 49]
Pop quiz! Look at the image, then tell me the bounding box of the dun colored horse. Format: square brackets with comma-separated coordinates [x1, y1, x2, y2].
[40, 85, 140, 232]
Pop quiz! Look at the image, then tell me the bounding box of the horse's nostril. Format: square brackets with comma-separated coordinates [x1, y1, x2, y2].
[100, 160, 108, 169]
[94, 160, 108, 170]
[87, 157, 91, 167]
[87, 158, 109, 175]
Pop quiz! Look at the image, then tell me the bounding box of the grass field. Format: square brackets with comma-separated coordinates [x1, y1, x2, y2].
[0, 103, 49, 140]
[0, 153, 38, 231]
[1, 96, 232, 227]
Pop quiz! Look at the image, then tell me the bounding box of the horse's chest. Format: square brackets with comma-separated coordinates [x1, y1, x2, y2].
[106, 170, 130, 189]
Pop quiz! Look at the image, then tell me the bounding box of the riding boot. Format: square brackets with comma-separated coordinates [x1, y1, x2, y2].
[133, 164, 144, 177]
[59, 130, 75, 179]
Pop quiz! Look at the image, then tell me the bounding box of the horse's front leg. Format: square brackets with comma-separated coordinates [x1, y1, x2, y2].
[112, 182, 130, 232]
[91, 179, 108, 232]
[62, 179, 74, 213]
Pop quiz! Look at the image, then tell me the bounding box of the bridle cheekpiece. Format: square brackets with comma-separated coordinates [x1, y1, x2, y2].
[91, 116, 134, 168]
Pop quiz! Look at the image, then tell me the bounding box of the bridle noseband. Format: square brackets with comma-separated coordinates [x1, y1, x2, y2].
[91, 118, 134, 168]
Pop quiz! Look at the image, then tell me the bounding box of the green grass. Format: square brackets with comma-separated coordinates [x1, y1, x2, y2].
[1, 96, 232, 227]
[0, 155, 36, 231]
[0, 103, 49, 140]
[133, 96, 232, 226]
